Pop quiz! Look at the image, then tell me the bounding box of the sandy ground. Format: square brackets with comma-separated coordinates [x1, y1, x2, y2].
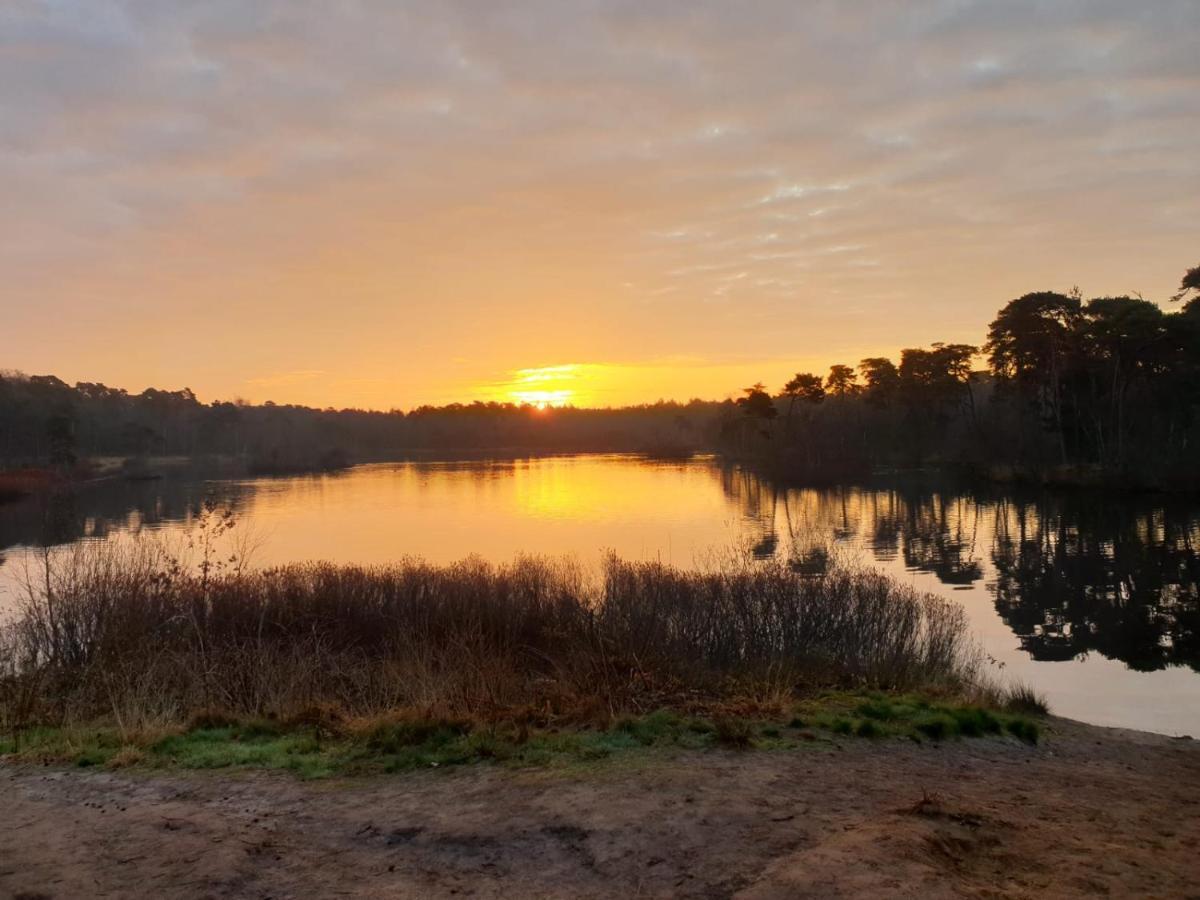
[2, 718, 1198, 899]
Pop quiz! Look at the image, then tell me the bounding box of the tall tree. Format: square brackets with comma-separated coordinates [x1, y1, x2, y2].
[1079, 296, 1167, 466]
[858, 357, 899, 406]
[986, 291, 1082, 463]
[825, 364, 859, 397]
[736, 383, 778, 420]
[780, 372, 824, 436]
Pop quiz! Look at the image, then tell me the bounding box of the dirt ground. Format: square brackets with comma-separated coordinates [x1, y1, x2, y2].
[2, 717, 1198, 899]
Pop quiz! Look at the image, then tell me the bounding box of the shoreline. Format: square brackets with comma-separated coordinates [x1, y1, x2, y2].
[6, 449, 1198, 496]
[3, 714, 1196, 898]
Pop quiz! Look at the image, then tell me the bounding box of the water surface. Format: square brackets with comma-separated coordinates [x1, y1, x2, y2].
[2, 454, 1197, 736]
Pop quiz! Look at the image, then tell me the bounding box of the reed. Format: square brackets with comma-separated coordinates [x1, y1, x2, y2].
[0, 541, 977, 734]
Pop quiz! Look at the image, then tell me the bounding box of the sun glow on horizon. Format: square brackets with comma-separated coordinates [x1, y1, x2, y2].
[501, 365, 582, 408]
[470, 357, 841, 411]
[510, 388, 575, 408]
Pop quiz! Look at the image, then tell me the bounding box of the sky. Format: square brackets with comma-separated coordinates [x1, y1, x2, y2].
[2, 1, 1198, 409]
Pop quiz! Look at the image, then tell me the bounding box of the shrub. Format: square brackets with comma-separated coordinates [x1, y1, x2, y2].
[0, 543, 977, 731]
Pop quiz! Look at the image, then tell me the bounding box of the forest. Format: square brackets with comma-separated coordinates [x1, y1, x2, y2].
[728, 263, 1200, 489]
[2, 263, 1198, 490]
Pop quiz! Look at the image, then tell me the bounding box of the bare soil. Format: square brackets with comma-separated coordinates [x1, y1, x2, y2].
[3, 717, 1198, 899]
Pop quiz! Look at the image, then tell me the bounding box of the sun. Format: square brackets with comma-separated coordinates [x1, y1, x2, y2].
[510, 388, 574, 409]
[504, 365, 581, 408]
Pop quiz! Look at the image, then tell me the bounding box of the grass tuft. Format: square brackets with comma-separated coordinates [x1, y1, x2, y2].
[855, 719, 884, 738]
[713, 716, 755, 748]
[915, 714, 955, 741]
[1003, 683, 1050, 717]
[1005, 717, 1040, 744]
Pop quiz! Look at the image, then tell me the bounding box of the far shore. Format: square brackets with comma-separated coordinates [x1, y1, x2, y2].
[5, 448, 1198, 504]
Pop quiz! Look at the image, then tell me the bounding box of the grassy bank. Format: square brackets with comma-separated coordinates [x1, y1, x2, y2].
[1, 539, 1049, 779]
[0, 690, 1044, 779]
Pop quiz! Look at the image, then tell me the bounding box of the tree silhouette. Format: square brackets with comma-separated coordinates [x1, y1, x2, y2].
[782, 373, 824, 405]
[858, 357, 899, 406]
[987, 292, 1082, 463]
[1078, 296, 1167, 465]
[825, 364, 859, 397]
[737, 383, 778, 420]
[1171, 263, 1200, 308]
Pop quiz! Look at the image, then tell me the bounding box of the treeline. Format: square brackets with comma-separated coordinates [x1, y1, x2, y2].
[0, 373, 725, 473]
[4, 262, 1198, 489]
[725, 264, 1200, 489]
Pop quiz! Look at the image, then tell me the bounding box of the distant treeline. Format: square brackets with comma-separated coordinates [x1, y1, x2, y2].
[3, 263, 1198, 488]
[726, 263, 1200, 490]
[0, 374, 725, 473]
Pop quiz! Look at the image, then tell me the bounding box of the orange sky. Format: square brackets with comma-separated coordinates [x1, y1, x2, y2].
[3, 2, 1198, 409]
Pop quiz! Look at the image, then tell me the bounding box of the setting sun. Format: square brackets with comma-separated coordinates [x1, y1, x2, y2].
[511, 389, 573, 409]
[504, 365, 580, 407]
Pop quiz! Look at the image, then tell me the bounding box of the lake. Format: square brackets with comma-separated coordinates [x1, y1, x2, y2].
[1, 453, 1197, 736]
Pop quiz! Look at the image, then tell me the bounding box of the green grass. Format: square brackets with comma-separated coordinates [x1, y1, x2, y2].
[789, 689, 1041, 746]
[0, 691, 1044, 779]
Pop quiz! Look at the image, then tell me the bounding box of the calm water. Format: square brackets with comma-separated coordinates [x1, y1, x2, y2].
[2, 454, 1197, 736]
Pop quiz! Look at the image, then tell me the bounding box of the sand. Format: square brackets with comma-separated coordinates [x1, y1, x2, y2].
[3, 717, 1198, 899]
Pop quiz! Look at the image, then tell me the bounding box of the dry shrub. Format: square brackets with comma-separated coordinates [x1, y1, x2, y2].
[0, 543, 978, 729]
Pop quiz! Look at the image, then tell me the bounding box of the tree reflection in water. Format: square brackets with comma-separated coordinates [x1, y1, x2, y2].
[721, 466, 1200, 672]
[989, 496, 1199, 672]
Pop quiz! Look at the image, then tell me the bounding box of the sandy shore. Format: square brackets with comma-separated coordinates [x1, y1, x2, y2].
[2, 717, 1198, 899]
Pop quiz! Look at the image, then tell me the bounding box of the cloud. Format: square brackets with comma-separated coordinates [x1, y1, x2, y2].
[1, 1, 1198, 407]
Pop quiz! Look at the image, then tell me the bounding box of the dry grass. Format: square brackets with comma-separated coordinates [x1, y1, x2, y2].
[1000, 682, 1050, 716]
[0, 541, 979, 735]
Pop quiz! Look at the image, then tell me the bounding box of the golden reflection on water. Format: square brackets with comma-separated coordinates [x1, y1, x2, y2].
[235, 455, 736, 569]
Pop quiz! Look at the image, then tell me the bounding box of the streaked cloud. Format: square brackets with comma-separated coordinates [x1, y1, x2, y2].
[1, 1, 1197, 408]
